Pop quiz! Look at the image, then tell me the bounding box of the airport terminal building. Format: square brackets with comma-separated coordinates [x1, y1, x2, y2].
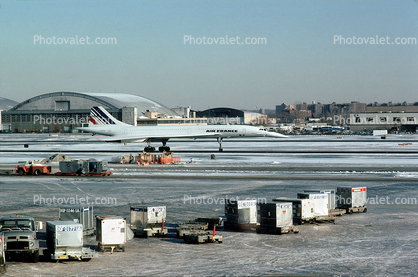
[348, 104, 418, 132]
[1, 92, 186, 133]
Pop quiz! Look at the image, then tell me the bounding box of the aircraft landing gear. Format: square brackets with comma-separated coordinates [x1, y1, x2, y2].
[158, 140, 170, 152]
[217, 137, 223, 152]
[144, 142, 156, 152]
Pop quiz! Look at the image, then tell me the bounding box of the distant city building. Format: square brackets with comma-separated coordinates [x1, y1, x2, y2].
[275, 103, 287, 114]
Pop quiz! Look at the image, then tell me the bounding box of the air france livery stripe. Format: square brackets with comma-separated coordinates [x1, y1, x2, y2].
[90, 106, 116, 125]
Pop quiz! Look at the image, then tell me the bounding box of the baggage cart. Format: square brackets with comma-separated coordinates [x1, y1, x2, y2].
[176, 221, 208, 238]
[130, 205, 168, 237]
[46, 221, 98, 261]
[183, 227, 223, 244]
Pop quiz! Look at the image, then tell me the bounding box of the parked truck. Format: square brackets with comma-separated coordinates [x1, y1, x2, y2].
[130, 205, 168, 237]
[45, 221, 98, 261]
[0, 215, 40, 263]
[15, 160, 51, 176]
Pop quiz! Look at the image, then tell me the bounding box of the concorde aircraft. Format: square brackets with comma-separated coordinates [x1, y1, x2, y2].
[78, 106, 287, 152]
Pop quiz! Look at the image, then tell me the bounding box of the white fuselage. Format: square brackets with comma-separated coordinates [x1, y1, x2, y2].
[80, 124, 285, 142]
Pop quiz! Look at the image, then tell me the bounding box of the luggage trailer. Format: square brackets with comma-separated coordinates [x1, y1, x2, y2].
[130, 205, 168, 237]
[273, 198, 336, 224]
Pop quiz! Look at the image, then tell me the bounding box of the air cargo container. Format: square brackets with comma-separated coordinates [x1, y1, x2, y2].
[297, 193, 329, 216]
[303, 189, 336, 210]
[46, 221, 98, 261]
[337, 187, 368, 213]
[82, 159, 111, 176]
[59, 160, 83, 175]
[59, 205, 94, 236]
[224, 199, 257, 231]
[256, 202, 299, 234]
[273, 198, 315, 224]
[96, 216, 126, 253]
[130, 205, 168, 237]
[0, 232, 6, 274]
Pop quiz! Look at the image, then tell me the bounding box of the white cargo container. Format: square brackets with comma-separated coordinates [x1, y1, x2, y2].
[46, 221, 98, 261]
[297, 193, 329, 216]
[96, 216, 126, 252]
[303, 189, 336, 210]
[130, 205, 168, 237]
[273, 198, 315, 223]
[337, 187, 367, 209]
[59, 205, 94, 236]
[256, 202, 299, 234]
[224, 199, 257, 230]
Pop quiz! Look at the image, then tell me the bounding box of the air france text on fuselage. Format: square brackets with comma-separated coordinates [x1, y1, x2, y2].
[206, 129, 238, 133]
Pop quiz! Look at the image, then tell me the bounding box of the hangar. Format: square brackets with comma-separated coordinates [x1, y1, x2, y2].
[196, 107, 268, 125]
[1, 92, 182, 133]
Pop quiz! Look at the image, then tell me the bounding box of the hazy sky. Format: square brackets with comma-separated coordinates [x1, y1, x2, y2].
[1, 0, 417, 110]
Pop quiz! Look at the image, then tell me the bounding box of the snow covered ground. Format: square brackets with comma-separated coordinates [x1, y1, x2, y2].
[0, 134, 417, 276]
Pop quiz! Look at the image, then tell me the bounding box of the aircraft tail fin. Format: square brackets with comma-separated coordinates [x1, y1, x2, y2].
[89, 106, 130, 127]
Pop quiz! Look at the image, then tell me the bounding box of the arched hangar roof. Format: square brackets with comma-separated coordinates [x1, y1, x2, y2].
[196, 107, 245, 118]
[9, 92, 179, 117]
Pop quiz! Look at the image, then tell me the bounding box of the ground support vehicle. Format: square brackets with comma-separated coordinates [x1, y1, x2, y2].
[15, 160, 51, 176]
[0, 215, 40, 263]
